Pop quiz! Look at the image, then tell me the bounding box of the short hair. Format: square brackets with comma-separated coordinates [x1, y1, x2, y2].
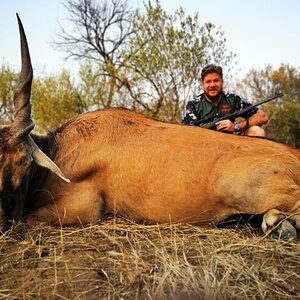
[201, 64, 223, 81]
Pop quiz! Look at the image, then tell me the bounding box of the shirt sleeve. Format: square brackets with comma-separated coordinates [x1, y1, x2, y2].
[235, 95, 258, 119]
[182, 101, 198, 125]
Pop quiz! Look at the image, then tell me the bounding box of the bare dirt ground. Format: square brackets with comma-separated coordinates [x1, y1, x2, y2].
[0, 216, 299, 299]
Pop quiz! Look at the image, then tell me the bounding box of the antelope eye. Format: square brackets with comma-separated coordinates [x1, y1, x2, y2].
[17, 155, 28, 166]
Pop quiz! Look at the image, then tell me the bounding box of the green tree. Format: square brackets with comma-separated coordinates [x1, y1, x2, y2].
[57, 0, 237, 121]
[0, 64, 18, 125]
[0, 63, 83, 131]
[237, 64, 300, 148]
[31, 70, 83, 132]
[127, 1, 236, 121]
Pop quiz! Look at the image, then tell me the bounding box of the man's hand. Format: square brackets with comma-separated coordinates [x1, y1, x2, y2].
[215, 120, 235, 132]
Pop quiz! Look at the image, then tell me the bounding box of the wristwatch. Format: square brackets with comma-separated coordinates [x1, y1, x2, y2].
[234, 123, 241, 132]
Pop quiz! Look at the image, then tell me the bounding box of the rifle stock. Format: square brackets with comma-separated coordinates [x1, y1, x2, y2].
[192, 93, 283, 129]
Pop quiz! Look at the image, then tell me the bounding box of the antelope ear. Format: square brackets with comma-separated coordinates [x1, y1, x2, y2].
[27, 136, 70, 183]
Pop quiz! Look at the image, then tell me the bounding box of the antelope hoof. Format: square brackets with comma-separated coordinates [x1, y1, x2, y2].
[269, 220, 297, 240]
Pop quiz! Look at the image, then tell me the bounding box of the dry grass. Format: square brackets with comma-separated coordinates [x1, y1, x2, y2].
[0, 217, 300, 299]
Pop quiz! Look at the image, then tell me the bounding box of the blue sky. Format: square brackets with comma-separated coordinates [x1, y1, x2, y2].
[1, 0, 300, 78]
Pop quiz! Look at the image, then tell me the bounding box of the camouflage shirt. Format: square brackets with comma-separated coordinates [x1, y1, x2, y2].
[182, 91, 258, 126]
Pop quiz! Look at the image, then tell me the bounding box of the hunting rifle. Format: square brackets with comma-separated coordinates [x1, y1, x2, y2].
[191, 93, 283, 129]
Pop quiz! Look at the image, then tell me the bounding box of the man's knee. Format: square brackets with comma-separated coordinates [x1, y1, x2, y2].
[245, 125, 266, 137]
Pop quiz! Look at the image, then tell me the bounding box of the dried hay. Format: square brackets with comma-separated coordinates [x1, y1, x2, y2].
[0, 216, 299, 299]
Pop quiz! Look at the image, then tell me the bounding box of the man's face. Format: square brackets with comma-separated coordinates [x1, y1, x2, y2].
[202, 72, 223, 101]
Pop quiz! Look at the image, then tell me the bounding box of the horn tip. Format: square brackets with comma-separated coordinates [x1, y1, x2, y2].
[62, 177, 71, 184]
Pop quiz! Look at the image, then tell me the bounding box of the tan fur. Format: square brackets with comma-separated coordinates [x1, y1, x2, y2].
[26, 109, 300, 237]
